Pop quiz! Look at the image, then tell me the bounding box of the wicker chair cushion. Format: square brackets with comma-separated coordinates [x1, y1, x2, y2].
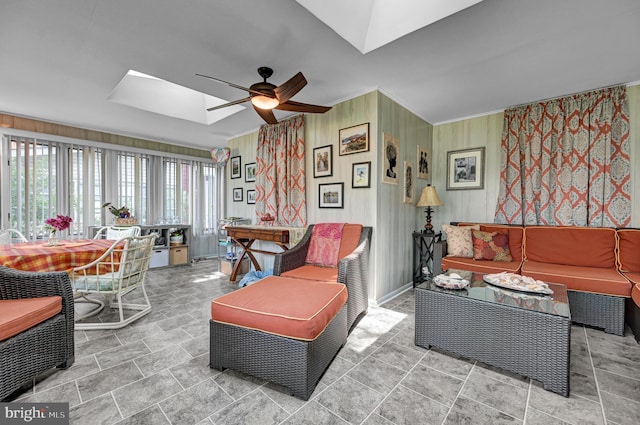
[337, 224, 363, 261]
[441, 256, 522, 274]
[281, 265, 338, 282]
[617, 229, 640, 273]
[522, 261, 631, 297]
[524, 226, 617, 268]
[211, 276, 347, 341]
[0, 296, 62, 341]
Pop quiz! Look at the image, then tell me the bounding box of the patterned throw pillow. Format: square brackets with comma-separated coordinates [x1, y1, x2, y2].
[471, 229, 513, 261]
[442, 224, 479, 258]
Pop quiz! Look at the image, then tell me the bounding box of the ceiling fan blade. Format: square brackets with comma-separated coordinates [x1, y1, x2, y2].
[206, 97, 251, 112]
[253, 104, 278, 124]
[196, 73, 273, 99]
[274, 72, 307, 104]
[275, 100, 332, 113]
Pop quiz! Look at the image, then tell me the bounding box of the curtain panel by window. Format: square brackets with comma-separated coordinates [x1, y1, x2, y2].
[495, 86, 631, 227]
[255, 115, 307, 227]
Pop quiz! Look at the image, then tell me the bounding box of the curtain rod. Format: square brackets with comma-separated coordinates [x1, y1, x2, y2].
[508, 81, 629, 110]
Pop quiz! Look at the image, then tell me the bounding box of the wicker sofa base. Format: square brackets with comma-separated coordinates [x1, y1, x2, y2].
[568, 290, 626, 336]
[626, 298, 640, 343]
[210, 306, 347, 400]
[1, 315, 74, 400]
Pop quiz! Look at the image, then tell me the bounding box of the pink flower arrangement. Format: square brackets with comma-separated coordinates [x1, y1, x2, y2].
[45, 215, 73, 232]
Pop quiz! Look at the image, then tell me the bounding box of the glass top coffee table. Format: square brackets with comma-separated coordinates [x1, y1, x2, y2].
[415, 269, 571, 396]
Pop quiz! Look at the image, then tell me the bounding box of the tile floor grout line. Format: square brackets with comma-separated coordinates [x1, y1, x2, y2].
[584, 325, 609, 425]
[522, 377, 533, 424]
[440, 361, 476, 425]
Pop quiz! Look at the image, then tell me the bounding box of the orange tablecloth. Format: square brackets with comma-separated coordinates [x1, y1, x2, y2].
[0, 239, 119, 273]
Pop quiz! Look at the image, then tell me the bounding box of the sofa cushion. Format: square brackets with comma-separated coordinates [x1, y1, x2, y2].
[441, 256, 521, 274]
[617, 229, 640, 273]
[0, 296, 62, 341]
[281, 265, 339, 282]
[631, 280, 640, 306]
[442, 224, 479, 258]
[471, 229, 512, 261]
[524, 226, 617, 268]
[211, 276, 347, 341]
[522, 261, 631, 297]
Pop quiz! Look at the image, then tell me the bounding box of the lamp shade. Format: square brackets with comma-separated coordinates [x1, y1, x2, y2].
[416, 185, 443, 207]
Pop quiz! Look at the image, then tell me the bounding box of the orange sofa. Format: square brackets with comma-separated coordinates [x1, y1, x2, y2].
[440, 224, 634, 337]
[618, 229, 640, 343]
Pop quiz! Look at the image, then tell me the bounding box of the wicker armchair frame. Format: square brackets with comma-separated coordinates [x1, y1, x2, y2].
[273, 225, 372, 331]
[0, 266, 75, 400]
[210, 306, 347, 400]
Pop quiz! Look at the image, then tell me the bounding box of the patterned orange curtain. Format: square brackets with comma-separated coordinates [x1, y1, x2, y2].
[255, 115, 307, 227]
[495, 86, 630, 227]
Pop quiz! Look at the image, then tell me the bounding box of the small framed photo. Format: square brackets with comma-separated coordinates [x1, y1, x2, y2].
[352, 161, 371, 188]
[446, 147, 485, 190]
[382, 133, 400, 185]
[403, 161, 414, 204]
[417, 146, 430, 180]
[245, 163, 256, 182]
[230, 156, 241, 179]
[339, 123, 369, 156]
[232, 187, 243, 202]
[246, 189, 256, 204]
[313, 145, 333, 178]
[319, 183, 344, 208]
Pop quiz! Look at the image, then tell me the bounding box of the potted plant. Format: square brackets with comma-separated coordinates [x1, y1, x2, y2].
[102, 202, 137, 225]
[169, 229, 184, 245]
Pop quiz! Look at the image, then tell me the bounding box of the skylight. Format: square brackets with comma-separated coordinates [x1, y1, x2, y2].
[296, 0, 483, 54]
[107, 70, 244, 125]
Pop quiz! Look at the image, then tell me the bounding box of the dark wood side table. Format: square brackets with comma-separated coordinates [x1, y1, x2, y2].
[412, 231, 442, 287]
[225, 226, 290, 282]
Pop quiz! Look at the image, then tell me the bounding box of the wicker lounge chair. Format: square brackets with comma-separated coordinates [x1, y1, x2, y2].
[0, 266, 75, 400]
[273, 224, 372, 331]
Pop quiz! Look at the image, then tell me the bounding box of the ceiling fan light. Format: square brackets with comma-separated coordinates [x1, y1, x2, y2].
[251, 95, 279, 110]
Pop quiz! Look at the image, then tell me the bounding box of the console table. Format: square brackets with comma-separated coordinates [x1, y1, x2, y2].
[225, 226, 290, 282]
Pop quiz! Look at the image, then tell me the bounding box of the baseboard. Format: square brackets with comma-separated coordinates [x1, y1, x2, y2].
[376, 281, 414, 306]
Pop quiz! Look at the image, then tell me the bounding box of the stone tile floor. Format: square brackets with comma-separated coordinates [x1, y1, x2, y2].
[9, 259, 640, 424]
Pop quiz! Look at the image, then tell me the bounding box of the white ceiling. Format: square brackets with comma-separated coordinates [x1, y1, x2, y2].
[1, 0, 640, 151]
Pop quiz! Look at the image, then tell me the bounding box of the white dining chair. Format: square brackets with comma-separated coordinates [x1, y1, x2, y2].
[71, 233, 157, 330]
[93, 225, 141, 240]
[0, 229, 28, 244]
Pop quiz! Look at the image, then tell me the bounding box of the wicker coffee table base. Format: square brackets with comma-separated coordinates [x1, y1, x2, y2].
[210, 306, 347, 400]
[415, 288, 570, 397]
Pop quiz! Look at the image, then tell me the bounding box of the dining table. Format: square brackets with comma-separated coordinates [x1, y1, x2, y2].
[0, 239, 120, 273]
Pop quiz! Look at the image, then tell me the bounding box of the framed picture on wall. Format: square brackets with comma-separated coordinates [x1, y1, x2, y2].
[403, 161, 414, 203]
[245, 163, 256, 182]
[352, 161, 371, 188]
[319, 182, 344, 208]
[232, 187, 243, 201]
[339, 123, 369, 155]
[230, 156, 241, 179]
[382, 133, 400, 184]
[417, 146, 430, 180]
[313, 145, 333, 178]
[246, 189, 256, 204]
[446, 147, 485, 190]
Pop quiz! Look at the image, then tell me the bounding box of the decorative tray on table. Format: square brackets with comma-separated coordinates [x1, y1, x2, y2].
[433, 273, 470, 289]
[483, 272, 553, 295]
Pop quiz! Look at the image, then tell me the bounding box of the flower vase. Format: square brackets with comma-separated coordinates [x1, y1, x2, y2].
[47, 230, 59, 246]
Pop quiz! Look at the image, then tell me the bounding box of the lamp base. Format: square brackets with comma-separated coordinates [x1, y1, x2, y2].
[423, 206, 435, 234]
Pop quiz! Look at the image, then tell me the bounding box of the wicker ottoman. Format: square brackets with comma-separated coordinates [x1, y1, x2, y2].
[210, 276, 348, 400]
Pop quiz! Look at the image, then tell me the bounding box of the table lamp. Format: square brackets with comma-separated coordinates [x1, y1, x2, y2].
[416, 185, 443, 233]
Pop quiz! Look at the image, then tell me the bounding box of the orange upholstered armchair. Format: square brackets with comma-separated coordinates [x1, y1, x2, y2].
[273, 223, 372, 331]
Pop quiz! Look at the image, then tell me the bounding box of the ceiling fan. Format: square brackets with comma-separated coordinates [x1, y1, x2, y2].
[196, 67, 331, 124]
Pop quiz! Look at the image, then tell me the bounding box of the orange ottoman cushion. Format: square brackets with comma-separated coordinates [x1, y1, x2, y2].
[211, 276, 347, 341]
[0, 296, 62, 341]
